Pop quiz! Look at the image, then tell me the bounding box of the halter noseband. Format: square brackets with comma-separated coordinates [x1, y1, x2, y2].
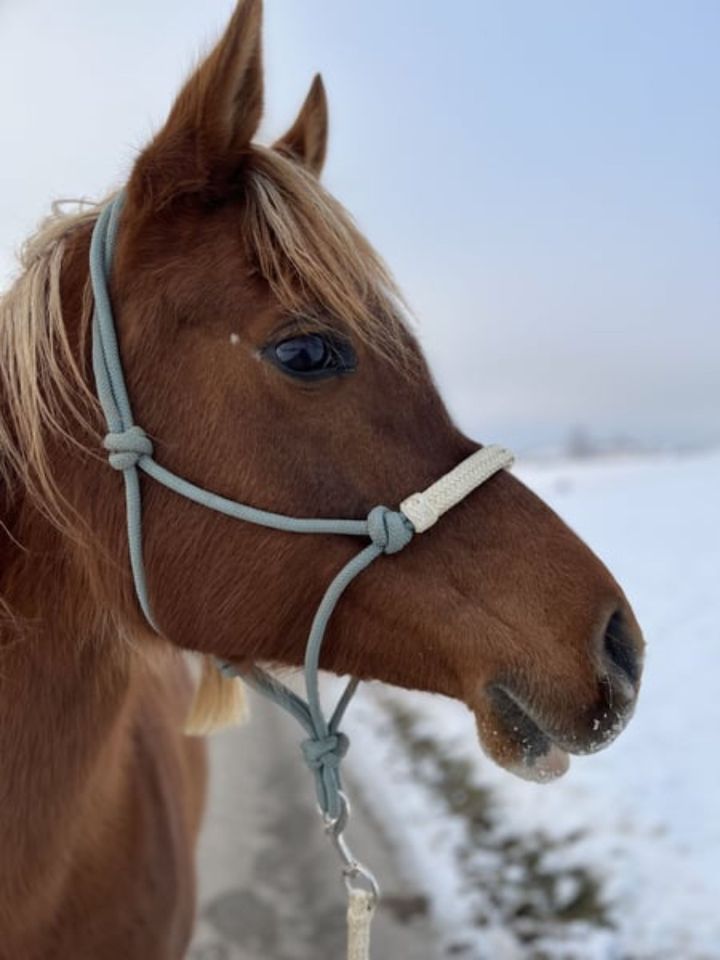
[89, 189, 513, 901]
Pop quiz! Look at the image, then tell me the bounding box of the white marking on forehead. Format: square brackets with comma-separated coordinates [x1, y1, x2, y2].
[230, 333, 240, 346]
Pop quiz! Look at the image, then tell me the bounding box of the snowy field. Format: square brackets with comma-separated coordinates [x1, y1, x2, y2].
[346, 450, 720, 959]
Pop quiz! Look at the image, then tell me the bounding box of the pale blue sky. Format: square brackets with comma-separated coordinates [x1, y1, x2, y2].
[1, 0, 718, 451]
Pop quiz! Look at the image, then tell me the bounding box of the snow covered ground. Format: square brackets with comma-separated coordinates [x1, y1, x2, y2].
[345, 450, 720, 959]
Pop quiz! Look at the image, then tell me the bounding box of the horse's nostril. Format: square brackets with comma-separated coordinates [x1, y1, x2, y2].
[602, 610, 641, 687]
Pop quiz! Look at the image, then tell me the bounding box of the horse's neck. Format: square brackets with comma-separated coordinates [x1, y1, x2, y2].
[0, 527, 135, 912]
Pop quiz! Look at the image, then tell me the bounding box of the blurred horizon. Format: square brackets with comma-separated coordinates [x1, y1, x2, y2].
[1, 0, 718, 455]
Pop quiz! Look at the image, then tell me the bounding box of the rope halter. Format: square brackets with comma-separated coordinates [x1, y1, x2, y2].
[104, 426, 154, 470]
[366, 506, 414, 554]
[89, 189, 514, 940]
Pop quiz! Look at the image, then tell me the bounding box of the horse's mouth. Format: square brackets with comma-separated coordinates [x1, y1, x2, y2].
[483, 686, 571, 782]
[473, 681, 637, 784]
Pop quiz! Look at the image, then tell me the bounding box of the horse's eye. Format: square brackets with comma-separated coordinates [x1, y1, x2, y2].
[267, 333, 356, 381]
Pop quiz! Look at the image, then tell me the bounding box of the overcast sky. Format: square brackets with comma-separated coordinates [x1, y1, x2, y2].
[1, 0, 718, 452]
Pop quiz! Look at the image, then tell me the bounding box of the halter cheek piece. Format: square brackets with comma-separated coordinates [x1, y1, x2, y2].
[90, 190, 514, 901]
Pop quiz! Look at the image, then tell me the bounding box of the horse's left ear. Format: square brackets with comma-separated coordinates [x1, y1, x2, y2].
[273, 74, 329, 177]
[128, 0, 264, 209]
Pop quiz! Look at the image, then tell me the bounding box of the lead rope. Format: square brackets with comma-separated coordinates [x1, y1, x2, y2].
[348, 890, 375, 960]
[89, 190, 514, 959]
[322, 791, 380, 957]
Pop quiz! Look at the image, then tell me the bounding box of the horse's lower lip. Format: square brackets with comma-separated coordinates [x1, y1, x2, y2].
[509, 741, 571, 783]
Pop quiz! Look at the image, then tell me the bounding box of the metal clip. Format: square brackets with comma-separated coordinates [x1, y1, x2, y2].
[323, 792, 380, 907]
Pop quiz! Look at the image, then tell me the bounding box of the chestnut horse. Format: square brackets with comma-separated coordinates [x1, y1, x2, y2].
[0, 1, 643, 956]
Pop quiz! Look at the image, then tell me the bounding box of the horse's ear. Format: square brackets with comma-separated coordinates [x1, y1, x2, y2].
[273, 74, 329, 177]
[128, 0, 264, 209]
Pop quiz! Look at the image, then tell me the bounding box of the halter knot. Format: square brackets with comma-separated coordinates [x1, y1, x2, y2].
[104, 426, 154, 471]
[367, 506, 414, 555]
[301, 732, 350, 771]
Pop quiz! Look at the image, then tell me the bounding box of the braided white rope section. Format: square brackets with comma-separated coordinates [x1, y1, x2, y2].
[400, 444, 514, 534]
[347, 890, 376, 960]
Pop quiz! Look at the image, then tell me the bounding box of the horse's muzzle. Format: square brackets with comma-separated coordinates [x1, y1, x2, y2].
[472, 604, 644, 783]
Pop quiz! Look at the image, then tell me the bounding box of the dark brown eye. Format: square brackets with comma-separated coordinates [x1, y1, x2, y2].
[266, 333, 357, 381]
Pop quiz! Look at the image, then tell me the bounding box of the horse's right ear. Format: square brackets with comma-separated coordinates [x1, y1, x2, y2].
[128, 0, 264, 210]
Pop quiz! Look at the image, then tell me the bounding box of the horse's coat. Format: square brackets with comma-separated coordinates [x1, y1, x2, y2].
[0, 1, 643, 956]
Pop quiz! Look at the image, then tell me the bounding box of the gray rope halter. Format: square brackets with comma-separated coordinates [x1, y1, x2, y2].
[89, 189, 514, 823]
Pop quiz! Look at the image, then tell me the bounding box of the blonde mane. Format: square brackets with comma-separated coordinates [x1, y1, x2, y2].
[0, 200, 103, 536]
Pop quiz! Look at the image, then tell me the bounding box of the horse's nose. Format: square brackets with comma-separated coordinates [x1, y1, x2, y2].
[600, 608, 644, 689]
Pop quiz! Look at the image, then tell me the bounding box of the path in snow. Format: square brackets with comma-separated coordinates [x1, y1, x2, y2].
[189, 690, 438, 960]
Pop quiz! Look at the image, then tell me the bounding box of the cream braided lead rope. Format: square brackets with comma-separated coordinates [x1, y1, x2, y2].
[348, 890, 375, 960]
[400, 445, 514, 533]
